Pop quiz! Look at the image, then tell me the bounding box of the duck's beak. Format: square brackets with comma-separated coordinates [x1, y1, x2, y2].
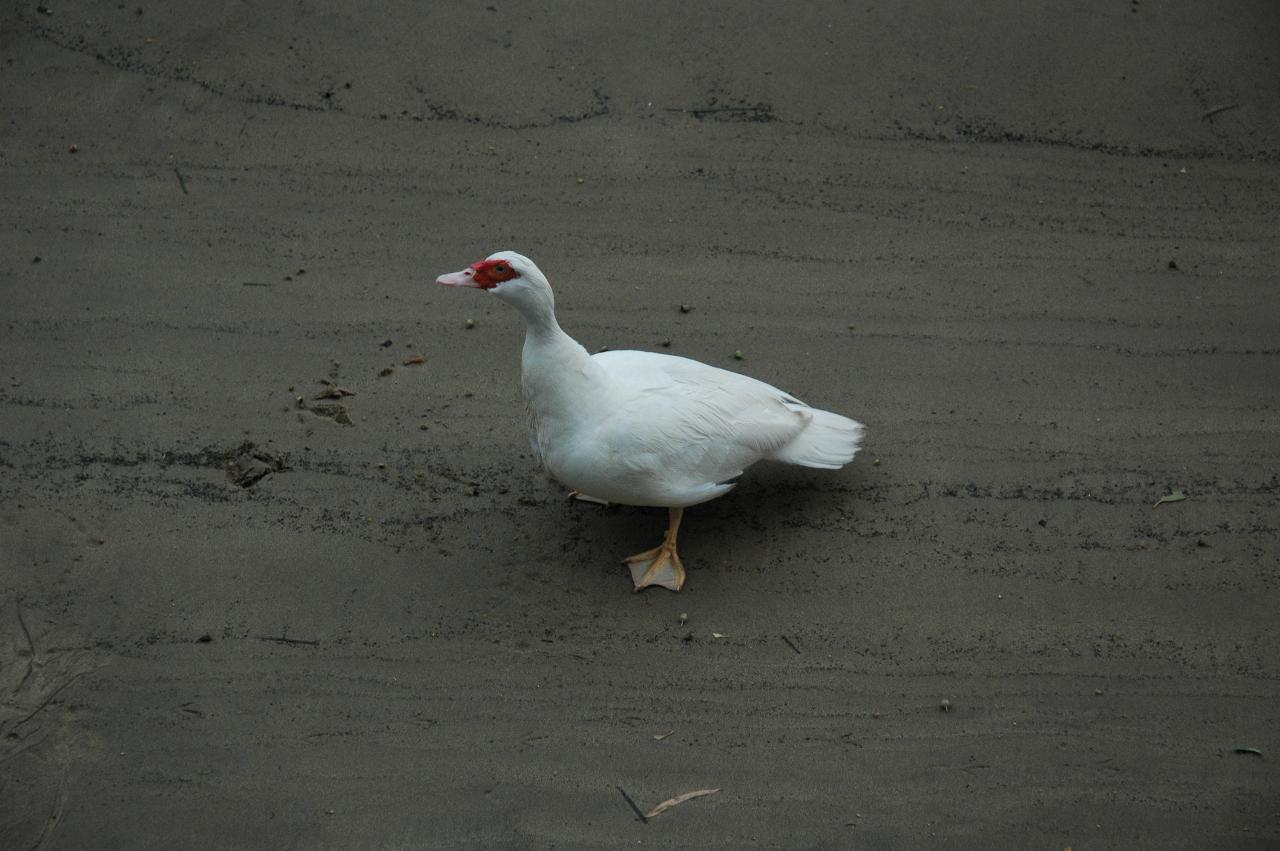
[436, 268, 481, 288]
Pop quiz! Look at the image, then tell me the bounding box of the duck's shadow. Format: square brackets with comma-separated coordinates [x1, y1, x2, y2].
[549, 462, 860, 567]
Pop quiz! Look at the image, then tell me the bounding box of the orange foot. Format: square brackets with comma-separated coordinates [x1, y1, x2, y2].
[622, 507, 686, 591]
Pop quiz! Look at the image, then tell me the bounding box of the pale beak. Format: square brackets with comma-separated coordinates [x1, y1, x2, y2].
[436, 268, 481, 288]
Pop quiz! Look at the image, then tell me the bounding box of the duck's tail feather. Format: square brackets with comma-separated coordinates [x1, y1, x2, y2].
[769, 407, 865, 469]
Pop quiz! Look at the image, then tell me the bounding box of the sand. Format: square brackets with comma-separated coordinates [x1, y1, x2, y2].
[2, 1, 1279, 847]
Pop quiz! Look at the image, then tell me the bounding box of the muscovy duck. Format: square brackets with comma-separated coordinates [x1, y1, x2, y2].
[437, 251, 864, 591]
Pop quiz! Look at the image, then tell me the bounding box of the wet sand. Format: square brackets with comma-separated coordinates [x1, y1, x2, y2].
[2, 1, 1279, 847]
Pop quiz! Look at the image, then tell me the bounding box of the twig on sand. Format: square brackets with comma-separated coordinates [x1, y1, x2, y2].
[256, 635, 320, 646]
[664, 106, 762, 116]
[781, 635, 801, 655]
[14, 596, 36, 693]
[616, 786, 648, 823]
[31, 759, 69, 851]
[645, 788, 721, 819]
[174, 166, 189, 194]
[9, 671, 87, 730]
[1200, 103, 1240, 121]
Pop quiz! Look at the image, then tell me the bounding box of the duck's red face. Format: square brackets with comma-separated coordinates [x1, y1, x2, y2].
[437, 257, 521, 289]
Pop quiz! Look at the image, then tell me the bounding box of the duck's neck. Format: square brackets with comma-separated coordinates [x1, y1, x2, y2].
[520, 309, 595, 402]
[494, 280, 607, 445]
[516, 305, 610, 463]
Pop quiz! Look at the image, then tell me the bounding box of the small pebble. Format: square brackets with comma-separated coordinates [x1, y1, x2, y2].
[733, 350, 744, 360]
[465, 318, 476, 329]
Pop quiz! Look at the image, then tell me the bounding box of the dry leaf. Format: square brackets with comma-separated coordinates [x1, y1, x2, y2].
[403, 355, 426, 365]
[1153, 489, 1187, 508]
[645, 788, 721, 819]
[652, 730, 675, 741]
[711, 632, 727, 639]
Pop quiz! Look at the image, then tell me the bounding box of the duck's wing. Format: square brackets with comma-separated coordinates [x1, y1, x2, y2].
[591, 350, 813, 474]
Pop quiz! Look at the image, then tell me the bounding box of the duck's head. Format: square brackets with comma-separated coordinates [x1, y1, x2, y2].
[436, 251, 555, 319]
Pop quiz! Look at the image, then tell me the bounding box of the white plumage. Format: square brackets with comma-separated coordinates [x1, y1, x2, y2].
[438, 251, 865, 591]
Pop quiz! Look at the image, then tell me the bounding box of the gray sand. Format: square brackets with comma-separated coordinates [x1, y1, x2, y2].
[2, 2, 1278, 847]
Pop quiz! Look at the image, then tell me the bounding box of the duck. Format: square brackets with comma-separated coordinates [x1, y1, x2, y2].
[436, 251, 865, 592]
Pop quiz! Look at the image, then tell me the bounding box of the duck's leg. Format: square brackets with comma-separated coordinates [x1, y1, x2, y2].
[623, 507, 686, 592]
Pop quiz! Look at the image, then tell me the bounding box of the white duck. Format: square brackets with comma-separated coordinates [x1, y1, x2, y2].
[437, 251, 865, 592]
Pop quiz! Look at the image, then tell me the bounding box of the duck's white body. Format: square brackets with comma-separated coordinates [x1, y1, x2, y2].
[438, 251, 865, 591]
[527, 341, 862, 507]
